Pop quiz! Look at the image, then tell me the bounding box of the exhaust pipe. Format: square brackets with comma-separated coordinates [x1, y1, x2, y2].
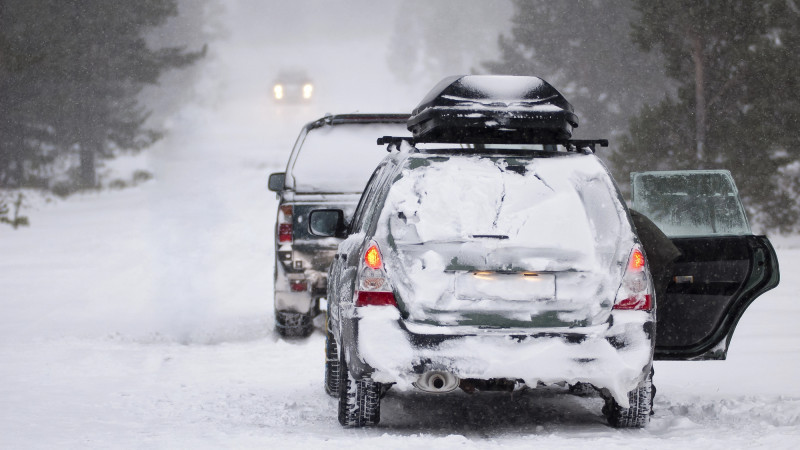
[413, 371, 460, 393]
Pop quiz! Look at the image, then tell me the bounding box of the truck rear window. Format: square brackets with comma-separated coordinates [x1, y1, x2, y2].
[291, 123, 408, 193]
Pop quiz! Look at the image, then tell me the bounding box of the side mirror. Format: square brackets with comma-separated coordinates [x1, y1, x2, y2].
[308, 209, 347, 238]
[268, 172, 285, 192]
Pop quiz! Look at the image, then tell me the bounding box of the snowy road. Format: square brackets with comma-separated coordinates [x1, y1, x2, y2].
[2, 2, 799, 447]
[2, 246, 799, 450]
[2, 115, 799, 446]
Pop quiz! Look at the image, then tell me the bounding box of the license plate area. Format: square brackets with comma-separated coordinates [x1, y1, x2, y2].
[455, 272, 556, 302]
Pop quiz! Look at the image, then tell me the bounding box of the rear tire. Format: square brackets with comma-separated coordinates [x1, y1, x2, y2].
[602, 370, 653, 428]
[275, 310, 313, 338]
[337, 349, 381, 427]
[324, 313, 340, 397]
[569, 382, 597, 397]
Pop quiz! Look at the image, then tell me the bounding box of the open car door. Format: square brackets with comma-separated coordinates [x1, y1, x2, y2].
[631, 170, 780, 360]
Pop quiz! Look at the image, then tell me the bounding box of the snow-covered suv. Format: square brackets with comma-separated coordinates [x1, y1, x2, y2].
[311, 76, 780, 428]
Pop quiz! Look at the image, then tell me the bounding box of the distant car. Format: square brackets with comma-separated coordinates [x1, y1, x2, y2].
[268, 114, 410, 337]
[272, 70, 314, 102]
[311, 75, 780, 429]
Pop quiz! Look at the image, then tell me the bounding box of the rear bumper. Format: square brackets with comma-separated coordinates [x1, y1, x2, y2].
[273, 258, 326, 314]
[342, 306, 654, 404]
[274, 291, 314, 314]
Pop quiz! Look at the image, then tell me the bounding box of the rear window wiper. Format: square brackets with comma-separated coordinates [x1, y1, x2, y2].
[471, 234, 509, 239]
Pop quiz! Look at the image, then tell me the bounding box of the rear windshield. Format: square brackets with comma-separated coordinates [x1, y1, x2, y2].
[380, 153, 629, 268]
[291, 122, 408, 193]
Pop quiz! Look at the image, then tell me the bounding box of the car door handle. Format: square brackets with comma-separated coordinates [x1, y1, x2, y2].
[674, 276, 694, 284]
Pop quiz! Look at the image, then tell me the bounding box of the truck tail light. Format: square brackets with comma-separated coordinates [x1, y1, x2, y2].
[290, 280, 308, 292]
[355, 242, 397, 307]
[279, 224, 293, 243]
[613, 246, 653, 311]
[278, 205, 293, 243]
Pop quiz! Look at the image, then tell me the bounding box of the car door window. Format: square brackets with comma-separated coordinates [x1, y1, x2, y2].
[350, 165, 384, 234]
[631, 170, 750, 237]
[631, 170, 778, 360]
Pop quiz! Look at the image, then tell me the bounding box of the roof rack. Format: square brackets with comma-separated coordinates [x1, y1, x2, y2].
[376, 136, 608, 153]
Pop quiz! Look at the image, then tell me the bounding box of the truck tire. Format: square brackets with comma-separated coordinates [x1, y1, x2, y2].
[275, 309, 313, 338]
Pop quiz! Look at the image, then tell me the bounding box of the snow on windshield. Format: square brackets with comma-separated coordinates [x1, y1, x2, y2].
[291, 122, 409, 192]
[381, 153, 628, 270]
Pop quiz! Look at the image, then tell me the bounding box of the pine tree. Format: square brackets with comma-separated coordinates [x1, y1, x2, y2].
[0, 0, 204, 191]
[0, 192, 28, 229]
[610, 0, 800, 231]
[481, 0, 670, 139]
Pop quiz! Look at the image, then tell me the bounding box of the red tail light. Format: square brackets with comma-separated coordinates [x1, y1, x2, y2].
[356, 291, 397, 306]
[355, 242, 396, 307]
[279, 224, 293, 243]
[289, 280, 307, 292]
[278, 205, 293, 243]
[613, 245, 653, 311]
[613, 295, 652, 310]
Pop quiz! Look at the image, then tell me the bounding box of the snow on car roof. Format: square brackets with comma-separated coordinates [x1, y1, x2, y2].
[458, 75, 550, 101]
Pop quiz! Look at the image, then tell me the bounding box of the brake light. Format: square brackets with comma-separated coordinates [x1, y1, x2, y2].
[355, 242, 396, 307]
[279, 224, 292, 243]
[365, 244, 382, 269]
[278, 205, 293, 243]
[290, 280, 308, 292]
[356, 291, 396, 306]
[613, 245, 653, 311]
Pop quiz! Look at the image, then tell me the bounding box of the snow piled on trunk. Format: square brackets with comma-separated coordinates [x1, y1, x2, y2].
[378, 153, 631, 327]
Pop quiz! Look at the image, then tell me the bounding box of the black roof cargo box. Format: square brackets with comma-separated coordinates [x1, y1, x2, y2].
[407, 75, 578, 144]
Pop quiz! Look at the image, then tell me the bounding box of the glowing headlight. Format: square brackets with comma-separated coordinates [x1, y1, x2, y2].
[302, 83, 313, 99]
[273, 84, 284, 99]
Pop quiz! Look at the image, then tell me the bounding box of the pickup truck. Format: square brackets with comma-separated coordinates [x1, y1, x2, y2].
[268, 114, 410, 336]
